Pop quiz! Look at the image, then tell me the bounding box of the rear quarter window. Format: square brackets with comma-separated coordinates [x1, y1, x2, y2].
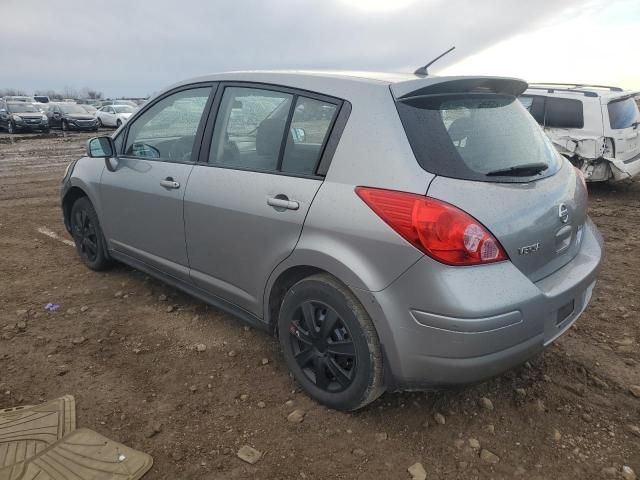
[607, 97, 639, 129]
[544, 97, 584, 129]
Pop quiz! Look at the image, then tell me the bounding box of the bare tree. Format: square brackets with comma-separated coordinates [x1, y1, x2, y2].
[0, 88, 27, 97]
[62, 86, 79, 100]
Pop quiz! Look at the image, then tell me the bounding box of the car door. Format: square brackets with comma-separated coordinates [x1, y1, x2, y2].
[99, 84, 215, 281]
[101, 107, 114, 126]
[184, 84, 342, 316]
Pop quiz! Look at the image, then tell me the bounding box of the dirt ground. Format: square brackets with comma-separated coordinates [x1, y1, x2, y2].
[0, 130, 639, 480]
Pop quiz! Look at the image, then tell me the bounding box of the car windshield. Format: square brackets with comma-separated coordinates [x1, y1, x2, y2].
[60, 104, 88, 114]
[113, 106, 133, 113]
[7, 103, 39, 113]
[608, 97, 639, 129]
[397, 94, 561, 182]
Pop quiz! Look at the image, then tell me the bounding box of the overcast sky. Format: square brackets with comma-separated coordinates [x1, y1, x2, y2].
[2, 0, 638, 98]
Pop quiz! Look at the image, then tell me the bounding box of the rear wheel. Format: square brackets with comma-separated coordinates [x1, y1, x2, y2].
[278, 273, 385, 411]
[70, 197, 112, 271]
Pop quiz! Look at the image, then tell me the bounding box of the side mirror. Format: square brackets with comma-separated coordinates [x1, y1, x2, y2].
[291, 127, 306, 143]
[87, 136, 115, 158]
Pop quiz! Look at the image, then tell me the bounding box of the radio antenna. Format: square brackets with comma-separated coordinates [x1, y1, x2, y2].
[414, 46, 456, 76]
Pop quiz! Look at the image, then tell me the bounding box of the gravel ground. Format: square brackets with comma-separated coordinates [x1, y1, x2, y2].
[0, 130, 639, 479]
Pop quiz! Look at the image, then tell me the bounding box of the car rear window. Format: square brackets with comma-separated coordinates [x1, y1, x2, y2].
[396, 94, 561, 183]
[608, 97, 639, 129]
[544, 97, 584, 129]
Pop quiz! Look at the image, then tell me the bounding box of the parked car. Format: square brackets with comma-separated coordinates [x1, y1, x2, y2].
[46, 102, 99, 131]
[0, 100, 49, 133]
[519, 83, 640, 182]
[95, 105, 134, 128]
[34, 95, 50, 104]
[61, 72, 602, 410]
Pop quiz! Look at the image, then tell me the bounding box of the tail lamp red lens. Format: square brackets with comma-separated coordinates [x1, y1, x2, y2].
[355, 187, 508, 266]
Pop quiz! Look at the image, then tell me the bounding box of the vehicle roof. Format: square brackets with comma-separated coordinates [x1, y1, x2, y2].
[524, 84, 639, 102]
[164, 70, 528, 100]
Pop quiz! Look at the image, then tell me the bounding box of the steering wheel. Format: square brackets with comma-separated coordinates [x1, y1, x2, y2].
[168, 136, 194, 162]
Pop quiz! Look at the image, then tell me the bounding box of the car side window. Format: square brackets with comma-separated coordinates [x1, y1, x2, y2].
[280, 97, 338, 175]
[544, 97, 584, 129]
[124, 87, 211, 163]
[209, 87, 293, 172]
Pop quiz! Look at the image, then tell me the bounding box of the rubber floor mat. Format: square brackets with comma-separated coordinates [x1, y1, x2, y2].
[0, 428, 153, 480]
[0, 396, 76, 468]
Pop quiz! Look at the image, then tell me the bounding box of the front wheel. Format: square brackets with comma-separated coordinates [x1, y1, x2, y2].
[61, 120, 68, 131]
[7, 121, 15, 134]
[97, 117, 103, 128]
[278, 273, 385, 411]
[70, 197, 112, 271]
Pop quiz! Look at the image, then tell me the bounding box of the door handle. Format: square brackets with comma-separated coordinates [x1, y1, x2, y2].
[267, 195, 299, 211]
[160, 177, 180, 189]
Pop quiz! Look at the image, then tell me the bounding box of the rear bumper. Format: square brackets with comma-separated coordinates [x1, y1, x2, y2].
[362, 218, 603, 390]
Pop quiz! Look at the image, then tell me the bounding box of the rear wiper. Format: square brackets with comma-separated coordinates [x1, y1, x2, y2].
[486, 162, 549, 177]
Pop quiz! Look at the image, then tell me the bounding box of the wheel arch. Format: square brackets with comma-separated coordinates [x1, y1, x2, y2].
[263, 252, 378, 334]
[62, 186, 89, 233]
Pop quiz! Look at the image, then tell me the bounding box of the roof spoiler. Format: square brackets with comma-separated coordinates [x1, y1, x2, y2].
[392, 77, 528, 100]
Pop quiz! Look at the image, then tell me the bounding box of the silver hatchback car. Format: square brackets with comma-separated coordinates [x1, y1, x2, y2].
[61, 71, 603, 411]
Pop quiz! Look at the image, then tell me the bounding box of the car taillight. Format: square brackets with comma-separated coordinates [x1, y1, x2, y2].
[355, 187, 508, 266]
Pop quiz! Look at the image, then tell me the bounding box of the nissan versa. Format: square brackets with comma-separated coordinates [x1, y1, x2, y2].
[61, 71, 603, 411]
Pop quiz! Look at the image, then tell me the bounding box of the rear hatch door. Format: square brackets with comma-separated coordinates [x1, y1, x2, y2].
[604, 94, 640, 164]
[394, 77, 588, 281]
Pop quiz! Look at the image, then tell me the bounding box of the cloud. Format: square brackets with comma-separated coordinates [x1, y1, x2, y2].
[0, 0, 616, 96]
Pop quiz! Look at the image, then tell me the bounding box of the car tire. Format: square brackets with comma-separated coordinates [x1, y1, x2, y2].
[69, 197, 112, 271]
[61, 120, 68, 131]
[97, 117, 103, 128]
[278, 273, 385, 411]
[43, 128, 50, 134]
[116, 119, 122, 128]
[7, 121, 15, 134]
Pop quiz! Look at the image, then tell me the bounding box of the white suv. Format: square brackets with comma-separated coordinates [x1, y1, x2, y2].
[519, 83, 639, 182]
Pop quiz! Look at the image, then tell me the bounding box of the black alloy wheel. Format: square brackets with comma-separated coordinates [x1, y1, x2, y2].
[278, 273, 384, 411]
[69, 197, 112, 271]
[71, 206, 98, 263]
[288, 300, 357, 393]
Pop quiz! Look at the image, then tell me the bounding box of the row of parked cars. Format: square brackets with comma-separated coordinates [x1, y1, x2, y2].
[0, 96, 140, 134]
